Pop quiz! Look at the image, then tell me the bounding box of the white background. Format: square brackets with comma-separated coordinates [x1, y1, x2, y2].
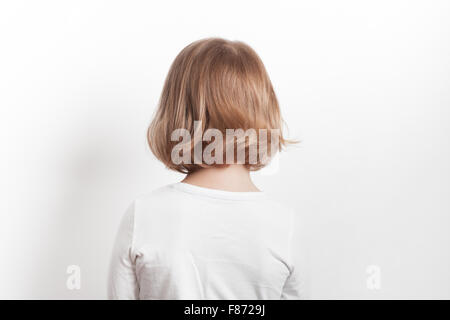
[1, 0, 449, 299]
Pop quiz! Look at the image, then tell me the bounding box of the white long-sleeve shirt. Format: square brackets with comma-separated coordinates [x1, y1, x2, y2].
[108, 182, 306, 300]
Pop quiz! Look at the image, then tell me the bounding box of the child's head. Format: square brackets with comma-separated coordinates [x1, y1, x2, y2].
[148, 38, 291, 174]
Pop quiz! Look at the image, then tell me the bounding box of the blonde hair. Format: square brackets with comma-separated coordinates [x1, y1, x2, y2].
[148, 38, 293, 174]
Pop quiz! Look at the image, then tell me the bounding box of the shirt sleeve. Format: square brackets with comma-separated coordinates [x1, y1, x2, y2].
[107, 201, 139, 299]
[280, 209, 310, 300]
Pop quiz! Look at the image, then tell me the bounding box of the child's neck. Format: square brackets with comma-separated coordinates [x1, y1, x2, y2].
[181, 165, 260, 192]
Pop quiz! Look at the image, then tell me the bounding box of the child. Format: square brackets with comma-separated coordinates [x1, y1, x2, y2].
[108, 38, 305, 299]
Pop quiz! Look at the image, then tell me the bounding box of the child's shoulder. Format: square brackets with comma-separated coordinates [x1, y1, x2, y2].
[130, 183, 296, 218]
[259, 194, 296, 217]
[132, 184, 178, 203]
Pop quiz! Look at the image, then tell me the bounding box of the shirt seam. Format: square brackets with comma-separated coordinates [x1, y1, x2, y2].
[287, 209, 295, 273]
[169, 183, 266, 202]
[130, 200, 137, 258]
